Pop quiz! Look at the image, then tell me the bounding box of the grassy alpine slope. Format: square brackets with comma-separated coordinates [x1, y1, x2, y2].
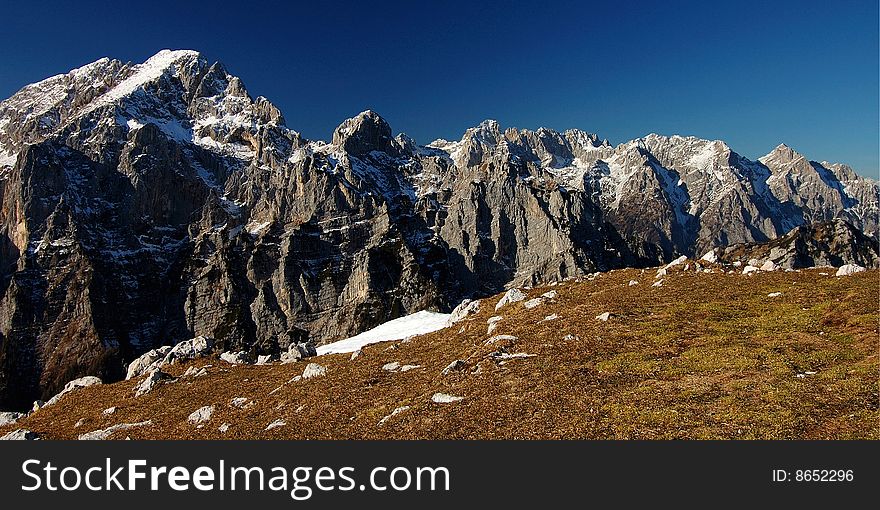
[1, 265, 877, 440]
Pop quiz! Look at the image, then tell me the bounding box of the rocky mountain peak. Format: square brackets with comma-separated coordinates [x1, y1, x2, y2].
[458, 119, 502, 150]
[759, 143, 803, 166]
[563, 128, 605, 147]
[470, 119, 501, 139]
[819, 161, 861, 182]
[331, 109, 397, 156]
[394, 132, 418, 154]
[0, 49, 218, 158]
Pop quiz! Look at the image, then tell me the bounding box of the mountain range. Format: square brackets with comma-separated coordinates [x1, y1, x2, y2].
[0, 49, 876, 409]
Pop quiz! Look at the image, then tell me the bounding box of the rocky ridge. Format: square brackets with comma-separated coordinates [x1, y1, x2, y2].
[0, 49, 877, 409]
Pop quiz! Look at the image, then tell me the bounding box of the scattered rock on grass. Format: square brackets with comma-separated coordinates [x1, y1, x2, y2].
[378, 406, 410, 426]
[0, 411, 24, 427]
[230, 397, 250, 409]
[664, 255, 688, 270]
[383, 362, 421, 373]
[760, 260, 777, 271]
[280, 342, 318, 364]
[0, 429, 39, 440]
[523, 298, 544, 309]
[495, 288, 526, 311]
[447, 299, 481, 325]
[484, 334, 518, 346]
[431, 393, 464, 404]
[126, 346, 172, 380]
[442, 360, 468, 375]
[492, 352, 537, 364]
[265, 419, 286, 431]
[487, 315, 503, 334]
[220, 351, 249, 365]
[135, 368, 173, 397]
[78, 421, 152, 440]
[182, 366, 208, 378]
[835, 264, 865, 277]
[187, 406, 215, 425]
[256, 354, 278, 365]
[302, 363, 327, 379]
[44, 376, 102, 407]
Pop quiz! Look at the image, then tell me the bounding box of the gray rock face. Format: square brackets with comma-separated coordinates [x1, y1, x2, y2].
[332, 110, 399, 156]
[717, 219, 879, 269]
[0, 49, 876, 410]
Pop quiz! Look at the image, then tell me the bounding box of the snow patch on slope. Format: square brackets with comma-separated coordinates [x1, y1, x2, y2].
[0, 151, 17, 169]
[316, 310, 450, 355]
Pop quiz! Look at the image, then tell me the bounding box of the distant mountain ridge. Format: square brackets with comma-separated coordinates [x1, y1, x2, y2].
[0, 49, 876, 409]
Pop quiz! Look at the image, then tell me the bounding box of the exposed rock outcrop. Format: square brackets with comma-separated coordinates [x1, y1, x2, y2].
[42, 376, 102, 408]
[126, 346, 172, 380]
[0, 428, 39, 440]
[78, 420, 152, 440]
[716, 219, 879, 269]
[134, 368, 173, 397]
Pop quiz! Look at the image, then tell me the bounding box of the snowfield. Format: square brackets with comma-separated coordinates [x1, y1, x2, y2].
[316, 310, 451, 355]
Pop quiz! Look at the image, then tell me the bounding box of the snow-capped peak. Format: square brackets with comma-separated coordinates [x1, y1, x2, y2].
[81, 49, 202, 116]
[464, 119, 502, 144]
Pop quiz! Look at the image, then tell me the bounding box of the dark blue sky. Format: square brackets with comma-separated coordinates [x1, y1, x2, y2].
[1, 0, 877, 176]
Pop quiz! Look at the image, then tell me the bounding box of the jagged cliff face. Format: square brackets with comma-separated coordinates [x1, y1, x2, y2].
[0, 51, 449, 409]
[0, 50, 877, 409]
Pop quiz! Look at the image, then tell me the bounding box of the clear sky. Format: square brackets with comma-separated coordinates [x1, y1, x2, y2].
[1, 0, 877, 177]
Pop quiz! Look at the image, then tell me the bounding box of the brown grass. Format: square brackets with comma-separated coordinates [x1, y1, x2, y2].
[2, 266, 877, 440]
